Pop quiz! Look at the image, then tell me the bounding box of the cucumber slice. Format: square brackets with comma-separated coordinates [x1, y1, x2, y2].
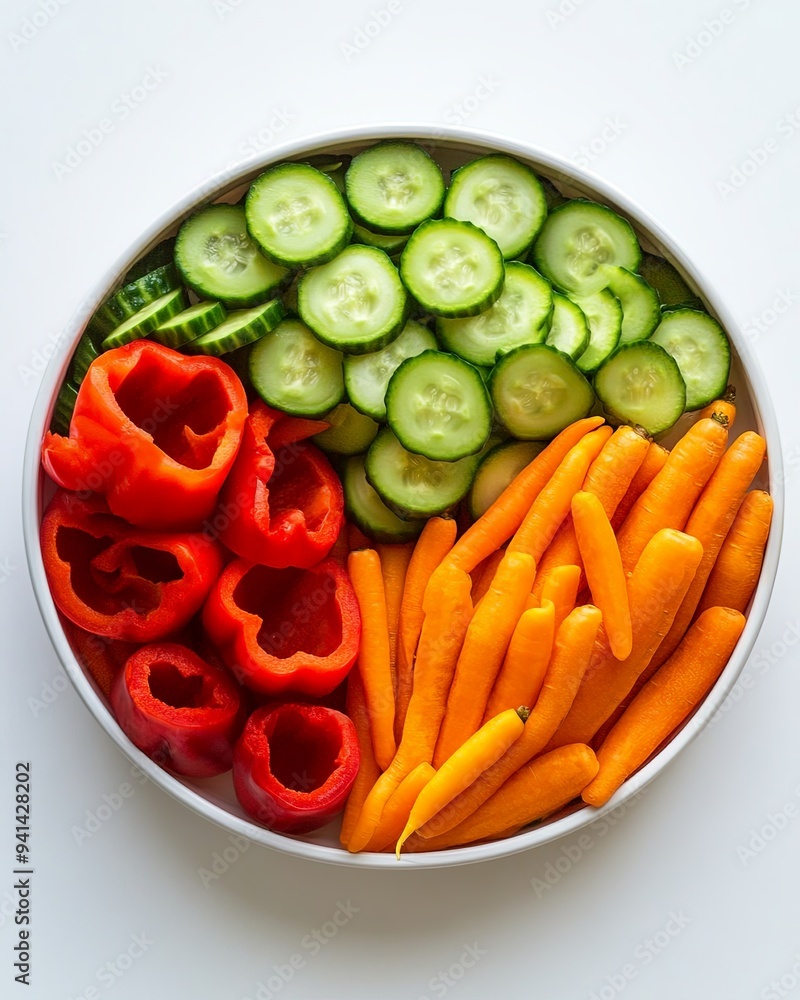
[594, 341, 686, 435]
[101, 287, 186, 350]
[123, 236, 177, 283]
[399, 218, 504, 318]
[649, 309, 731, 411]
[175, 204, 288, 307]
[385, 350, 492, 461]
[152, 300, 227, 349]
[545, 293, 590, 359]
[532, 200, 641, 295]
[436, 262, 553, 366]
[312, 403, 379, 456]
[603, 266, 660, 344]
[639, 253, 704, 310]
[297, 245, 408, 354]
[297, 154, 351, 194]
[468, 439, 545, 520]
[248, 317, 344, 417]
[571, 289, 623, 374]
[186, 298, 285, 356]
[343, 319, 437, 420]
[90, 263, 182, 337]
[351, 222, 409, 256]
[490, 343, 595, 440]
[343, 455, 423, 543]
[345, 141, 445, 234]
[444, 154, 547, 259]
[69, 332, 100, 385]
[246, 163, 352, 268]
[365, 428, 479, 519]
[50, 380, 78, 436]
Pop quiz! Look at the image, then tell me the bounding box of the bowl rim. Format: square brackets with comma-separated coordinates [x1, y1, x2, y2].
[22, 122, 784, 869]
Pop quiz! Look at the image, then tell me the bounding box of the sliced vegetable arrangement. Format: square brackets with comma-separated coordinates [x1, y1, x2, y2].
[39, 139, 771, 854]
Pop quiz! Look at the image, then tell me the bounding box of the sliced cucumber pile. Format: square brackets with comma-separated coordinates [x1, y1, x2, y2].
[63, 140, 734, 533]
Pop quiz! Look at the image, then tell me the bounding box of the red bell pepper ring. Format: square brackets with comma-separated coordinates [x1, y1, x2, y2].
[111, 642, 244, 777]
[202, 557, 360, 697]
[217, 401, 344, 569]
[40, 490, 225, 642]
[41, 341, 248, 531]
[233, 702, 359, 833]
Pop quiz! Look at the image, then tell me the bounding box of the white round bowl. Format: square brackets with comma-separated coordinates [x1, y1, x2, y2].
[22, 124, 784, 868]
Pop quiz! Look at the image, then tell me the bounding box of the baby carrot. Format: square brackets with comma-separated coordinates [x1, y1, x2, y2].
[412, 744, 599, 852]
[434, 551, 536, 766]
[339, 670, 382, 847]
[347, 549, 396, 771]
[377, 541, 415, 689]
[695, 490, 774, 617]
[546, 528, 703, 750]
[507, 425, 613, 562]
[615, 416, 728, 574]
[363, 763, 436, 853]
[538, 564, 581, 635]
[394, 517, 458, 742]
[443, 416, 605, 573]
[346, 564, 473, 852]
[483, 600, 555, 721]
[418, 604, 602, 839]
[610, 440, 669, 534]
[583, 607, 745, 807]
[396, 707, 528, 857]
[698, 385, 736, 426]
[571, 490, 632, 660]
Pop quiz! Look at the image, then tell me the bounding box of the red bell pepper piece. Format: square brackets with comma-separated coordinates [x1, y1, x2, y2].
[41, 490, 224, 642]
[202, 557, 360, 696]
[217, 401, 344, 569]
[111, 642, 244, 777]
[41, 341, 248, 531]
[232, 702, 359, 833]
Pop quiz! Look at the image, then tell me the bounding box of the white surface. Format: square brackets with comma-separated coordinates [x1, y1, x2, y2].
[2, 1, 799, 997]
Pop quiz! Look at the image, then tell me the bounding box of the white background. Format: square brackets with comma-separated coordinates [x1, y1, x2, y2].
[2, 1, 800, 998]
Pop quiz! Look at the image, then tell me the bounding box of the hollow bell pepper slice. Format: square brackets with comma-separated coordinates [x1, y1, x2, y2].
[233, 702, 359, 833]
[41, 340, 248, 530]
[111, 642, 244, 777]
[202, 556, 361, 696]
[41, 490, 225, 642]
[217, 401, 344, 569]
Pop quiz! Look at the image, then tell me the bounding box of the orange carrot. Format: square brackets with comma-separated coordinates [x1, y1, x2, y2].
[470, 547, 506, 606]
[615, 417, 728, 574]
[538, 564, 581, 635]
[547, 528, 703, 750]
[394, 517, 458, 743]
[583, 607, 745, 807]
[696, 490, 774, 616]
[347, 549, 396, 770]
[640, 431, 766, 676]
[340, 670, 382, 847]
[363, 763, 436, 852]
[443, 416, 605, 573]
[610, 440, 669, 534]
[418, 604, 602, 839]
[396, 707, 528, 856]
[346, 564, 473, 852]
[483, 600, 555, 720]
[434, 551, 536, 766]
[507, 426, 613, 562]
[377, 541, 415, 690]
[412, 744, 599, 851]
[571, 491, 632, 659]
[698, 385, 736, 426]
